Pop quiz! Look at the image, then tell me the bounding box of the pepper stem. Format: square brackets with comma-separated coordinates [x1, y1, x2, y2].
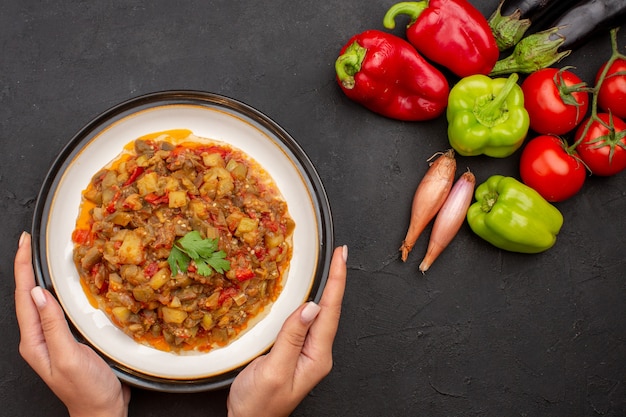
[473, 73, 519, 127]
[480, 191, 498, 213]
[335, 41, 367, 89]
[382, 1, 428, 30]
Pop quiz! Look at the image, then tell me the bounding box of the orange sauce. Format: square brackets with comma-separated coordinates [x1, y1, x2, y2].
[80, 276, 100, 309]
[75, 199, 96, 231]
[135, 129, 193, 143]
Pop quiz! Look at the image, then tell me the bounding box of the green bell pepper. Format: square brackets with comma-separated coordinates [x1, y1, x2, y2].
[447, 73, 529, 158]
[467, 175, 564, 253]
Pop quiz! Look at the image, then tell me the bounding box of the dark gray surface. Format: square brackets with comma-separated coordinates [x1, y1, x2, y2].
[1, 1, 625, 416]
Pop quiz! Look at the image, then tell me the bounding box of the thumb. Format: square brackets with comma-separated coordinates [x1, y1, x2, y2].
[30, 287, 79, 358]
[265, 302, 321, 374]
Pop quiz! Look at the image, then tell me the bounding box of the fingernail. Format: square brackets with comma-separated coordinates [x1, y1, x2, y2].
[301, 301, 321, 324]
[31, 287, 47, 308]
[19, 231, 29, 248]
[342, 245, 348, 263]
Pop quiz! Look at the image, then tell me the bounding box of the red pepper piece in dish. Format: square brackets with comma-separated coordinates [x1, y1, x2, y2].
[383, 0, 499, 77]
[122, 166, 144, 186]
[335, 29, 449, 121]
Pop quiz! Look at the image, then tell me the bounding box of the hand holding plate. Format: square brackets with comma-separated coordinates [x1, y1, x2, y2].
[14, 232, 131, 417]
[227, 245, 347, 417]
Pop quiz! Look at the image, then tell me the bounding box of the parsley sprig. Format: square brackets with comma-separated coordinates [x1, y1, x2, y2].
[167, 231, 231, 276]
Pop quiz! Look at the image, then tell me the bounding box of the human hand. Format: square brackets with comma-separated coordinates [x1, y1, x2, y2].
[227, 245, 348, 417]
[14, 232, 130, 417]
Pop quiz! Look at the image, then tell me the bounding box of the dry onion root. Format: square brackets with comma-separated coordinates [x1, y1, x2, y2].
[400, 149, 456, 261]
[419, 169, 476, 273]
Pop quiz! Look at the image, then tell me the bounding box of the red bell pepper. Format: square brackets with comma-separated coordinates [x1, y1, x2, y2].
[335, 29, 449, 121]
[383, 0, 499, 77]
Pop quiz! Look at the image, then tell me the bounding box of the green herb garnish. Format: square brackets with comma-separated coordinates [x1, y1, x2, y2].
[167, 231, 231, 276]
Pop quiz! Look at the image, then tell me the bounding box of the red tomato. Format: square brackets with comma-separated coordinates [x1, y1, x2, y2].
[575, 113, 626, 176]
[521, 68, 589, 135]
[596, 58, 626, 119]
[519, 135, 586, 202]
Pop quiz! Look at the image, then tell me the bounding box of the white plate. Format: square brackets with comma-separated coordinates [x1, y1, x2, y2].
[32, 91, 333, 392]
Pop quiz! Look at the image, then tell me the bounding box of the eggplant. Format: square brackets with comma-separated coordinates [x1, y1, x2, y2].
[489, 0, 572, 50]
[500, 0, 555, 18]
[500, 0, 572, 28]
[490, 0, 626, 75]
[544, 0, 626, 50]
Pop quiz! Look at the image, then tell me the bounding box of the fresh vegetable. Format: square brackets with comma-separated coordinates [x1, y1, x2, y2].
[419, 170, 475, 273]
[490, 0, 626, 75]
[519, 135, 586, 202]
[497, 0, 560, 19]
[541, 0, 626, 50]
[168, 231, 231, 276]
[521, 67, 590, 135]
[447, 73, 530, 157]
[489, 26, 570, 76]
[335, 29, 449, 121]
[597, 57, 626, 119]
[566, 29, 626, 177]
[488, 1, 532, 51]
[382, 0, 499, 77]
[400, 149, 456, 261]
[488, 0, 571, 51]
[467, 175, 564, 254]
[574, 113, 626, 176]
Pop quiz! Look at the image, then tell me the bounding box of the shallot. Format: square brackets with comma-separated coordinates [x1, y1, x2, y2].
[400, 149, 456, 261]
[419, 170, 476, 273]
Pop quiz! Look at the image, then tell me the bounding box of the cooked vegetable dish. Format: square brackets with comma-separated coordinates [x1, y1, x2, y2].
[72, 130, 294, 353]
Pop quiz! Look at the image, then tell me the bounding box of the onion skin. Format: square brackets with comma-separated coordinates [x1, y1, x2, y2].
[419, 170, 476, 273]
[400, 149, 456, 261]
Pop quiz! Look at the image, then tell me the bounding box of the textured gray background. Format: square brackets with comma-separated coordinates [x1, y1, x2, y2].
[1, 1, 625, 416]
